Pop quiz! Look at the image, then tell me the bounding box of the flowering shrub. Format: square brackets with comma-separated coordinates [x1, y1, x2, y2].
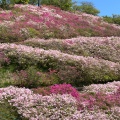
[83, 81, 120, 94]
[77, 87, 120, 111]
[0, 43, 120, 84]
[50, 84, 80, 100]
[0, 86, 77, 120]
[24, 36, 120, 63]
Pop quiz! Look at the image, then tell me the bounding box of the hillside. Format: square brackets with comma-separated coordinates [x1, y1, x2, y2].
[0, 4, 120, 120]
[1, 4, 120, 43]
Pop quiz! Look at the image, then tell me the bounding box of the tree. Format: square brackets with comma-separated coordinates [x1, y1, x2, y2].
[40, 0, 74, 11]
[73, 1, 100, 16]
[28, 0, 37, 5]
[14, 0, 29, 4]
[0, 0, 12, 9]
[103, 14, 120, 25]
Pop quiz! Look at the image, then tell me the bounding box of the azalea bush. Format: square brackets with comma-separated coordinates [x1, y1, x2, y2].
[0, 43, 120, 85]
[50, 84, 80, 100]
[24, 37, 120, 63]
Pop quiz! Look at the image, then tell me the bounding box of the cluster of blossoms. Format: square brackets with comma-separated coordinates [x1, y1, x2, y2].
[24, 36, 120, 63]
[50, 84, 80, 100]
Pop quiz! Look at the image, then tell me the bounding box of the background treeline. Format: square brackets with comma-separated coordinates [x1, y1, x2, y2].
[0, 0, 100, 15]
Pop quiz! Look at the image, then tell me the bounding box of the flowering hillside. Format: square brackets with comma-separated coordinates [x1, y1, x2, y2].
[0, 4, 120, 120]
[1, 4, 120, 42]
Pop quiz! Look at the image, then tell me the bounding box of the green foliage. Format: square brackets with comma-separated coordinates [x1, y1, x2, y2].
[27, 27, 40, 38]
[103, 16, 114, 24]
[14, 66, 42, 88]
[13, 66, 59, 88]
[28, 0, 37, 5]
[0, 0, 14, 9]
[0, 68, 15, 87]
[0, 101, 25, 120]
[40, 0, 74, 11]
[14, 0, 29, 4]
[73, 1, 100, 16]
[0, 26, 21, 43]
[103, 14, 120, 25]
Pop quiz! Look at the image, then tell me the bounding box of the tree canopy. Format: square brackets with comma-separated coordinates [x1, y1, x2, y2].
[73, 1, 100, 16]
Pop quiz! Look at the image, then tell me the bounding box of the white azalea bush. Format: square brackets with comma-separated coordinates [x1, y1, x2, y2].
[0, 86, 78, 120]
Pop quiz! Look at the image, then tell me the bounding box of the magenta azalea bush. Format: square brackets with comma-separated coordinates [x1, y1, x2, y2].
[50, 84, 80, 99]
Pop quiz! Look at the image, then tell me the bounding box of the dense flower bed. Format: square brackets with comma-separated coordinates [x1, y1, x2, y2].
[1, 4, 120, 42]
[0, 81, 120, 120]
[0, 43, 120, 84]
[24, 36, 120, 63]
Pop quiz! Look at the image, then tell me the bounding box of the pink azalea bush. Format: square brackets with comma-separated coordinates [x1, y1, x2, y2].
[0, 86, 78, 120]
[24, 36, 120, 63]
[0, 43, 120, 84]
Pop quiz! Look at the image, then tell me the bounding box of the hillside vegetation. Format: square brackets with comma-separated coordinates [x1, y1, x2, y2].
[0, 4, 120, 120]
[1, 4, 120, 43]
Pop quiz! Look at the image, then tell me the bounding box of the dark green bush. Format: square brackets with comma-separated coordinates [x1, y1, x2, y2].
[40, 0, 73, 11]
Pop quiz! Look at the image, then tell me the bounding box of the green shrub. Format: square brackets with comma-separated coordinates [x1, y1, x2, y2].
[27, 27, 40, 38]
[14, 0, 29, 4]
[14, 66, 42, 88]
[0, 101, 25, 120]
[0, 26, 22, 43]
[13, 66, 59, 88]
[41, 0, 73, 11]
[0, 68, 15, 88]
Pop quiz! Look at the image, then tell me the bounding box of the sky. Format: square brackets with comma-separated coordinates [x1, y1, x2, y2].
[72, 0, 120, 16]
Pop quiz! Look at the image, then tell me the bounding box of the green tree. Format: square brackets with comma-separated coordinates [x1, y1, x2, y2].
[40, 0, 74, 11]
[73, 1, 100, 16]
[0, 0, 13, 9]
[103, 14, 120, 25]
[103, 16, 114, 24]
[28, 0, 37, 5]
